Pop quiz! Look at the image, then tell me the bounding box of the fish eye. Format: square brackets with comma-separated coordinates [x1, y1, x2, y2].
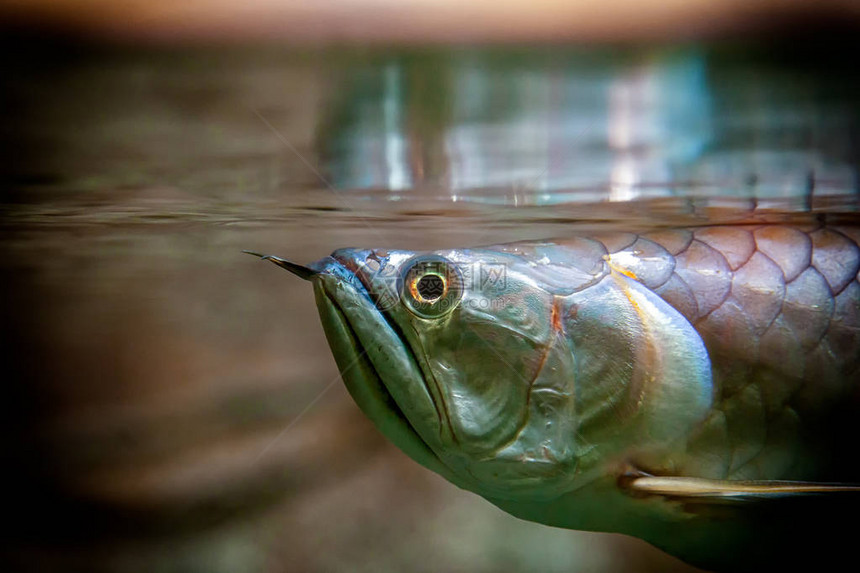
[400, 255, 463, 318]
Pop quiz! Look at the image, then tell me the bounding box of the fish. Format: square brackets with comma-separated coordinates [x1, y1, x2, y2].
[247, 223, 860, 572]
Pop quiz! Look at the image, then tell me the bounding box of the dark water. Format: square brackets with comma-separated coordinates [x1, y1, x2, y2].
[2, 42, 858, 572]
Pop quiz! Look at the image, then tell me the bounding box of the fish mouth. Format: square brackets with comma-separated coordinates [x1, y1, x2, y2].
[312, 272, 456, 481]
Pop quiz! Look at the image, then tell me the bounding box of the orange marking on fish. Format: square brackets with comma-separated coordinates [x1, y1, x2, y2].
[604, 254, 640, 280]
[609, 265, 645, 321]
[551, 296, 564, 333]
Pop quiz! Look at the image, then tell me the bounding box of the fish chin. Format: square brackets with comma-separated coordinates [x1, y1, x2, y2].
[311, 269, 458, 482]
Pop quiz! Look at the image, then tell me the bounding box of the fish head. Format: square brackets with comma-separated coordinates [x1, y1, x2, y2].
[308, 242, 696, 501]
[257, 241, 713, 504]
[312, 246, 551, 496]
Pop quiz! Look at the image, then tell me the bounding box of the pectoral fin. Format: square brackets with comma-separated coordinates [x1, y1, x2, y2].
[623, 475, 860, 503]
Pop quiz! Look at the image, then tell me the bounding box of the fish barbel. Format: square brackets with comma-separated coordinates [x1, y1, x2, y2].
[248, 224, 860, 571]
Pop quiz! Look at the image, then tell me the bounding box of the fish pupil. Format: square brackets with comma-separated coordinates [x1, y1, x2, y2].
[416, 273, 445, 301]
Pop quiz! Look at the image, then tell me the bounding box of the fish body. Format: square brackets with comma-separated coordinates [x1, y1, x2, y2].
[252, 224, 860, 571]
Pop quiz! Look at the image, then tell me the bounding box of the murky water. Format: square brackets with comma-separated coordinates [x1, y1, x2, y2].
[2, 42, 858, 572]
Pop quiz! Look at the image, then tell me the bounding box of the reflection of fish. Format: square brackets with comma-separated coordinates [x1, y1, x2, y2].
[248, 224, 860, 572]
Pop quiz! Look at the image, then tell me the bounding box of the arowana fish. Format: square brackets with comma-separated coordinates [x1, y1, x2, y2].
[247, 224, 860, 572]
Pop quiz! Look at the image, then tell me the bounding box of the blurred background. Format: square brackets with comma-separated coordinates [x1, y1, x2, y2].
[2, 2, 859, 572]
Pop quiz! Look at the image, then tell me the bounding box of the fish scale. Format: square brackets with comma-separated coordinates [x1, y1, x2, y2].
[590, 225, 860, 480]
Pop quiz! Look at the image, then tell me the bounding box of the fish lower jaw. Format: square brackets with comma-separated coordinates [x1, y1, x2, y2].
[314, 279, 461, 482]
